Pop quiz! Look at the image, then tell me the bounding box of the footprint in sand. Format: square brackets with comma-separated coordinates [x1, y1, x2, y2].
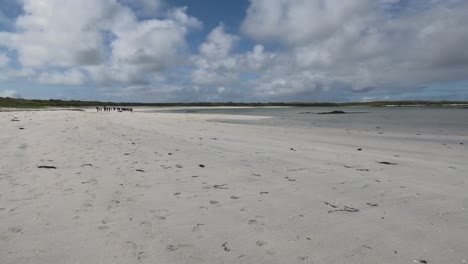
[255, 240, 276, 256]
[285, 176, 296, 182]
[166, 244, 190, 252]
[124, 241, 138, 251]
[85, 189, 97, 199]
[139, 221, 153, 235]
[221, 242, 231, 252]
[79, 201, 94, 212]
[107, 200, 121, 211]
[248, 219, 257, 225]
[248, 216, 267, 232]
[82, 178, 98, 185]
[106, 232, 120, 240]
[192, 223, 204, 232]
[150, 209, 169, 220]
[137, 251, 148, 261]
[9, 226, 23, 234]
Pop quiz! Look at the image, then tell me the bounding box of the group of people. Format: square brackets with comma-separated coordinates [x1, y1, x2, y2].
[96, 106, 133, 112]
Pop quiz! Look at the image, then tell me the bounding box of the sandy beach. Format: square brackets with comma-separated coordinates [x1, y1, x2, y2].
[1, 108, 467, 264]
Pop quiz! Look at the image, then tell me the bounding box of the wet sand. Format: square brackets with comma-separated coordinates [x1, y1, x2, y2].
[1, 109, 467, 264]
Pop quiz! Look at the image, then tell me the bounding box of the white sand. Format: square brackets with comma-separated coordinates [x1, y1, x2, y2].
[1, 109, 467, 264]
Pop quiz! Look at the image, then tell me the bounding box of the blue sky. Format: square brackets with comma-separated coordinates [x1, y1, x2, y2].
[0, 0, 468, 102]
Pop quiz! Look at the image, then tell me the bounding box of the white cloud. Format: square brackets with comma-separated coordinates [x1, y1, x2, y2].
[242, 0, 373, 46]
[37, 69, 86, 85]
[238, 0, 468, 100]
[105, 7, 200, 84]
[192, 24, 240, 86]
[0, 0, 200, 86]
[192, 25, 276, 86]
[199, 24, 238, 59]
[1, 0, 468, 101]
[0, 89, 20, 98]
[0, 0, 127, 68]
[0, 67, 35, 82]
[0, 52, 10, 67]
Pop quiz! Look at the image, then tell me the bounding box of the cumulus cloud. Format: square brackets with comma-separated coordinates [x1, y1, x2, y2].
[239, 0, 468, 100]
[0, 0, 200, 87]
[37, 69, 86, 85]
[242, 0, 373, 46]
[0, 89, 20, 98]
[0, 0, 467, 101]
[103, 7, 200, 84]
[0, 52, 10, 67]
[192, 24, 240, 86]
[192, 25, 275, 85]
[190, 25, 277, 101]
[0, 0, 121, 68]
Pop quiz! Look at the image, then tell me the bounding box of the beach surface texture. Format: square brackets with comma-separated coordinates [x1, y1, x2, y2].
[1, 108, 467, 264]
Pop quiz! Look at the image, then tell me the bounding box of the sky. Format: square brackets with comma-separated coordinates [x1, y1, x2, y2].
[0, 0, 468, 102]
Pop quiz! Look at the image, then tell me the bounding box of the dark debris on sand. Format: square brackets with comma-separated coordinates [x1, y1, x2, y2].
[317, 110, 347, 114]
[213, 184, 228, 189]
[221, 242, 231, 252]
[325, 202, 359, 213]
[377, 161, 398, 165]
[328, 206, 360, 213]
[37, 165, 57, 169]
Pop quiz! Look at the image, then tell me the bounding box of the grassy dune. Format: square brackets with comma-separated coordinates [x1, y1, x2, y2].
[1, 96, 468, 108]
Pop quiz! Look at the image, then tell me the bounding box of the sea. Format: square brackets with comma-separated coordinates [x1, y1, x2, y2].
[149, 106, 468, 136]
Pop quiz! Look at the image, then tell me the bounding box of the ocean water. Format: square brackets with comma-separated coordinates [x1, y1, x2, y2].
[153, 106, 468, 136]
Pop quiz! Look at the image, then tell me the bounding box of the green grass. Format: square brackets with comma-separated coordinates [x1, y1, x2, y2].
[1, 97, 468, 108]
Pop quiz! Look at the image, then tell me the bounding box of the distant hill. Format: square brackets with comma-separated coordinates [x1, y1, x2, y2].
[1, 97, 468, 108]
